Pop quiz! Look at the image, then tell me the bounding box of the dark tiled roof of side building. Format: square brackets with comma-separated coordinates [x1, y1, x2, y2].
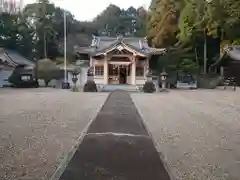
[0, 48, 34, 66]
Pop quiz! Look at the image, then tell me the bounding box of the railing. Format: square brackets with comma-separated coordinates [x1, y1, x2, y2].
[223, 77, 236, 91]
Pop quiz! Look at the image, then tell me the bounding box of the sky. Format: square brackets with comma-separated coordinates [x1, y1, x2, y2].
[23, 0, 151, 21]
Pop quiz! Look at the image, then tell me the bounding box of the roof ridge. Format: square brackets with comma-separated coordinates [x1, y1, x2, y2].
[94, 36, 147, 41]
[123, 37, 147, 40]
[96, 36, 117, 40]
[0, 48, 4, 53]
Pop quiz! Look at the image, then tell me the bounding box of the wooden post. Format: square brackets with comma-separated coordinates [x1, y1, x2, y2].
[131, 54, 136, 85]
[220, 66, 224, 77]
[103, 53, 108, 84]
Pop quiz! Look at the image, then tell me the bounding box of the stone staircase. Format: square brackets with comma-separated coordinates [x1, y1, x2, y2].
[99, 84, 140, 92]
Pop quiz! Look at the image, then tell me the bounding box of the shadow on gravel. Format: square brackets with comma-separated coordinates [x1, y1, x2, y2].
[58, 91, 171, 180]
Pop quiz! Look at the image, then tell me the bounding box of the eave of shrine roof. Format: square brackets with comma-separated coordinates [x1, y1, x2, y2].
[210, 45, 240, 67]
[75, 36, 166, 56]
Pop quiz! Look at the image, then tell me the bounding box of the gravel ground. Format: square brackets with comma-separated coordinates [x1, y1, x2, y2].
[0, 88, 108, 180]
[131, 89, 240, 180]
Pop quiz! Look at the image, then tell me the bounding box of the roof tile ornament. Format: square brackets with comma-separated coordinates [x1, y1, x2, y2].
[146, 69, 152, 77]
[87, 66, 94, 76]
[117, 35, 124, 41]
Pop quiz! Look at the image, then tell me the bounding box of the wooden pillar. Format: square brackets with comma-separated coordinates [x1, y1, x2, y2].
[90, 56, 93, 67]
[145, 58, 149, 77]
[131, 54, 136, 85]
[104, 53, 108, 84]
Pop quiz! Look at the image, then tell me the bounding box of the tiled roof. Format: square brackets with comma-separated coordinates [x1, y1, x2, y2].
[0, 48, 34, 66]
[210, 45, 240, 67]
[75, 36, 166, 56]
[0, 48, 4, 53]
[225, 45, 240, 61]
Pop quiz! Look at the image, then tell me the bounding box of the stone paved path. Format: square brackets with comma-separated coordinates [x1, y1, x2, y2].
[58, 91, 170, 180]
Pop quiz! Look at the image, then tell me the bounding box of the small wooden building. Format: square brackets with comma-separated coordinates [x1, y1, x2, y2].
[75, 35, 166, 86]
[0, 48, 34, 87]
[210, 45, 240, 85]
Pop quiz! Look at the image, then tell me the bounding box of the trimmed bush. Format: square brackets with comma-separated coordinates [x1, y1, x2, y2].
[197, 75, 223, 89]
[37, 59, 62, 87]
[143, 81, 156, 93]
[83, 80, 98, 92]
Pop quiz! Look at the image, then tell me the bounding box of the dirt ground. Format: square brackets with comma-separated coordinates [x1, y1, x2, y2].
[0, 88, 108, 180]
[132, 88, 240, 180]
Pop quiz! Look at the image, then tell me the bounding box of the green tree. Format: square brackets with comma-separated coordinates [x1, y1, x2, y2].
[92, 5, 147, 37]
[22, 0, 76, 60]
[0, 13, 18, 50]
[0, 13, 34, 58]
[147, 0, 184, 48]
[178, 58, 199, 74]
[23, 0, 58, 59]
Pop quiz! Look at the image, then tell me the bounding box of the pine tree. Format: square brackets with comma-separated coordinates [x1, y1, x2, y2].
[147, 0, 184, 48]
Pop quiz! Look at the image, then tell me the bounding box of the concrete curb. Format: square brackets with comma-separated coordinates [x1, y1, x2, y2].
[130, 93, 177, 180]
[50, 93, 110, 180]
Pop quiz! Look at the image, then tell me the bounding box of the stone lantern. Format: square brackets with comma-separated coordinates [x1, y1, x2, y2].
[62, 80, 70, 89]
[87, 67, 94, 81]
[146, 70, 153, 81]
[160, 71, 168, 92]
[72, 67, 80, 92]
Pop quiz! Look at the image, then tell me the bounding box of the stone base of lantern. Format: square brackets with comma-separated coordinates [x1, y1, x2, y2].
[72, 86, 79, 92]
[159, 88, 169, 92]
[87, 76, 94, 81]
[62, 82, 70, 89]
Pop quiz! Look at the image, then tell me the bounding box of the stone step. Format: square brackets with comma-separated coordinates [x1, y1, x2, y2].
[100, 85, 140, 92]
